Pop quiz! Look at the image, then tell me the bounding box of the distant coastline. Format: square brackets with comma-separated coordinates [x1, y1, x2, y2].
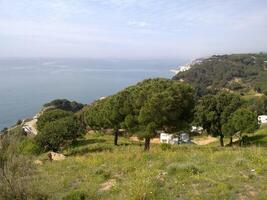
[170, 58, 204, 75]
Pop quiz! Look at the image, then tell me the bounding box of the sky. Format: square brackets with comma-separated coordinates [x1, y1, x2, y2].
[0, 0, 267, 59]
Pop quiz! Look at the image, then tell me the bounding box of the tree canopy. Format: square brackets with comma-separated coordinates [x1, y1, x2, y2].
[43, 99, 84, 112]
[194, 92, 241, 146]
[37, 109, 72, 132]
[223, 108, 259, 146]
[36, 109, 85, 152]
[35, 115, 84, 152]
[83, 78, 195, 150]
[244, 96, 267, 115]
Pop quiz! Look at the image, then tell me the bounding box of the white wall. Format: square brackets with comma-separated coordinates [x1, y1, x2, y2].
[258, 115, 267, 124]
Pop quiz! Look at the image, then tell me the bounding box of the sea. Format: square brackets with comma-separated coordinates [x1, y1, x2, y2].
[0, 58, 184, 130]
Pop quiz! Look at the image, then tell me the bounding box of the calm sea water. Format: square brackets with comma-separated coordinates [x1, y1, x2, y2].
[0, 58, 183, 129]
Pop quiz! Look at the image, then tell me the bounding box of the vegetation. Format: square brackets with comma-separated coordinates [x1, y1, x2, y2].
[1, 127, 8, 135]
[36, 109, 85, 152]
[194, 92, 242, 146]
[33, 78, 261, 153]
[1, 54, 267, 199]
[0, 133, 47, 200]
[83, 78, 195, 150]
[173, 53, 267, 96]
[223, 108, 259, 146]
[244, 95, 267, 115]
[36, 116, 84, 152]
[16, 119, 22, 125]
[44, 99, 84, 113]
[23, 128, 267, 199]
[37, 109, 73, 132]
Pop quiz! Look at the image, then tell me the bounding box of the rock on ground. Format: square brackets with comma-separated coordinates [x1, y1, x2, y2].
[48, 152, 66, 161]
[99, 179, 116, 192]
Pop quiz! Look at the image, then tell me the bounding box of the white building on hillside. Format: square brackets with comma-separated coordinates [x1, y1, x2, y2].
[258, 115, 267, 124]
[191, 126, 203, 133]
[160, 133, 179, 144]
[160, 132, 190, 144]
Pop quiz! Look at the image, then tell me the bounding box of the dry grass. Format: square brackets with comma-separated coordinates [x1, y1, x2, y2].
[28, 127, 267, 200]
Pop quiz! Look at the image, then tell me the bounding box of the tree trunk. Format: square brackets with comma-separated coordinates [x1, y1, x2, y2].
[144, 138, 150, 151]
[220, 135, 224, 147]
[239, 133, 242, 147]
[229, 136, 233, 146]
[114, 129, 119, 146]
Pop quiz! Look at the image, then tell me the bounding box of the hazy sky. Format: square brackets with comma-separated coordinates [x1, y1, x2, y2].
[0, 0, 267, 59]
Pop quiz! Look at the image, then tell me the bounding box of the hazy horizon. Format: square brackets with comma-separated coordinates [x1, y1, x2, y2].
[1, 0, 267, 59]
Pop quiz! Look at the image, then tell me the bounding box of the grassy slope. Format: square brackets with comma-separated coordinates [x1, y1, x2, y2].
[32, 128, 267, 200]
[249, 125, 267, 147]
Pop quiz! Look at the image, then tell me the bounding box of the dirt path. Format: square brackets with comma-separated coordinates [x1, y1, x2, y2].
[130, 135, 236, 146]
[192, 136, 218, 145]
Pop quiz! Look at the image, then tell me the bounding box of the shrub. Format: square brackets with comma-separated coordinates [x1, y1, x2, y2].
[0, 134, 48, 199]
[244, 96, 267, 115]
[18, 138, 39, 155]
[227, 82, 243, 90]
[44, 99, 84, 112]
[1, 127, 8, 134]
[16, 119, 22, 125]
[35, 116, 85, 152]
[37, 109, 73, 132]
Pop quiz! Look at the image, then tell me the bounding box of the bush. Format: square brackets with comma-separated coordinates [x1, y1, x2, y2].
[0, 134, 48, 199]
[16, 119, 22, 125]
[227, 82, 243, 90]
[35, 116, 85, 152]
[18, 138, 39, 155]
[1, 127, 8, 134]
[244, 96, 267, 115]
[44, 99, 84, 113]
[37, 109, 73, 132]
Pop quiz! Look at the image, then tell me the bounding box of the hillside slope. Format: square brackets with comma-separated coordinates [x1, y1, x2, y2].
[30, 131, 267, 199]
[172, 53, 267, 95]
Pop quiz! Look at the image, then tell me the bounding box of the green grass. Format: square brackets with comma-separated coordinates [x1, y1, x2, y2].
[30, 129, 267, 200]
[248, 125, 267, 147]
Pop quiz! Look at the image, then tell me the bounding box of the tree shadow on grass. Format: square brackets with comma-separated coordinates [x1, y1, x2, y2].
[67, 145, 113, 156]
[225, 134, 267, 147]
[70, 138, 106, 148]
[248, 134, 267, 147]
[118, 142, 143, 147]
